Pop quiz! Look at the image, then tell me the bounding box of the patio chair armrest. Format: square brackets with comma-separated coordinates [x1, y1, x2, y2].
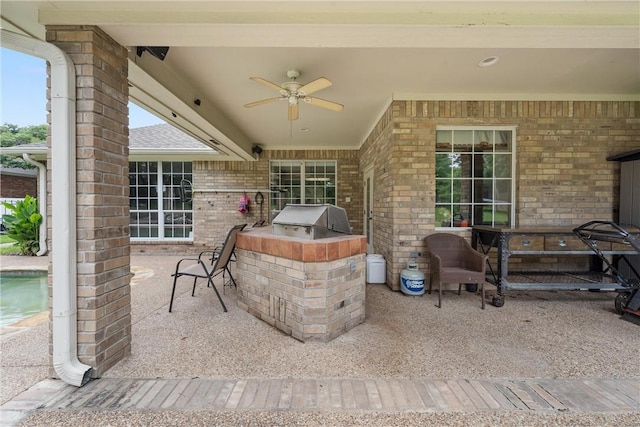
[172, 257, 203, 275]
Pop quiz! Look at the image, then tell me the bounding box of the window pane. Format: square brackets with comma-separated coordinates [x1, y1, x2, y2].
[270, 160, 337, 218]
[436, 154, 454, 178]
[495, 180, 512, 203]
[435, 179, 451, 203]
[435, 127, 514, 227]
[453, 130, 473, 152]
[129, 161, 193, 241]
[494, 154, 512, 178]
[436, 130, 452, 152]
[495, 131, 512, 152]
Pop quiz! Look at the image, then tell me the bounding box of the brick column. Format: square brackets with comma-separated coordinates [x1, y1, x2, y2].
[46, 26, 131, 377]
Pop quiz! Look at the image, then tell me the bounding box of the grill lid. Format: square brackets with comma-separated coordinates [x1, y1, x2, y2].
[272, 204, 352, 237]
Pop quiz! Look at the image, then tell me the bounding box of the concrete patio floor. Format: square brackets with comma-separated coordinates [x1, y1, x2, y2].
[1, 254, 638, 426]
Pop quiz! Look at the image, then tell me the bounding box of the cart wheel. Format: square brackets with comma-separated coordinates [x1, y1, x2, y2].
[492, 296, 505, 307]
[465, 284, 478, 293]
[614, 291, 631, 314]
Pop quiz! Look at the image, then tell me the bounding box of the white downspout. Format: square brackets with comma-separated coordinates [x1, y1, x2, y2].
[1, 29, 94, 386]
[22, 153, 47, 256]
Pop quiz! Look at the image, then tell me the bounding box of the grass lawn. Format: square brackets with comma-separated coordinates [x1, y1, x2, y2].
[0, 234, 21, 255]
[0, 234, 15, 244]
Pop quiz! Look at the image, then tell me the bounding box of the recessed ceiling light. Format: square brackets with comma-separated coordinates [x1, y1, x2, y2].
[478, 56, 500, 67]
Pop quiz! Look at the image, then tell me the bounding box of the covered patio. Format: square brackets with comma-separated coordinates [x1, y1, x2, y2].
[1, 253, 638, 425]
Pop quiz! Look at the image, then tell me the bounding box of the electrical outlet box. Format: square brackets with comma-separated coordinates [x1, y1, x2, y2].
[410, 252, 422, 258]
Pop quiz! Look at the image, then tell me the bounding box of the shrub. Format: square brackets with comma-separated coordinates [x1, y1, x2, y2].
[1, 195, 42, 255]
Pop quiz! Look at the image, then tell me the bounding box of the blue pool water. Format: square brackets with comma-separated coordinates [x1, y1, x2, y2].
[0, 272, 48, 327]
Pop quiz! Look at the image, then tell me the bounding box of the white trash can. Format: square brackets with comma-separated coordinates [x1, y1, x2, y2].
[366, 254, 386, 284]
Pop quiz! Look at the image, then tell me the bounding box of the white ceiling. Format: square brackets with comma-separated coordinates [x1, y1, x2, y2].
[2, 1, 639, 159]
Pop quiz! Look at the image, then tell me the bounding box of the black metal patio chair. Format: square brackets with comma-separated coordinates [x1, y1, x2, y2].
[169, 223, 247, 313]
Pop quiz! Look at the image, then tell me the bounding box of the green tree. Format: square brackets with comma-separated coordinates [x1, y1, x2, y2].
[1, 195, 42, 255]
[0, 123, 47, 168]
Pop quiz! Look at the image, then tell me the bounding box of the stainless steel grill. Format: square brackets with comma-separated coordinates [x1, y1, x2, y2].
[272, 204, 352, 240]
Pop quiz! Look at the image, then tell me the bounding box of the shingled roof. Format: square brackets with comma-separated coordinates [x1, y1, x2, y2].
[0, 124, 218, 160]
[129, 124, 210, 149]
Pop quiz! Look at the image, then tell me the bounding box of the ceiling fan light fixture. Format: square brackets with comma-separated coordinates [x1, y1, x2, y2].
[245, 69, 343, 121]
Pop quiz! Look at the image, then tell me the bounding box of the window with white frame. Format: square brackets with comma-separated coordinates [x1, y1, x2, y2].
[269, 160, 337, 219]
[435, 127, 515, 228]
[129, 161, 193, 240]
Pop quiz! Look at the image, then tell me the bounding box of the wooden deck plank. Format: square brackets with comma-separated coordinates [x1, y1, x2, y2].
[364, 380, 384, 410]
[505, 381, 552, 411]
[341, 380, 357, 409]
[147, 380, 180, 409]
[411, 379, 438, 409]
[201, 380, 224, 408]
[252, 380, 272, 409]
[536, 380, 598, 411]
[160, 379, 192, 409]
[185, 380, 214, 409]
[481, 381, 519, 410]
[291, 380, 305, 409]
[467, 380, 502, 409]
[106, 380, 147, 409]
[120, 380, 158, 409]
[581, 379, 638, 410]
[493, 381, 530, 410]
[78, 379, 126, 408]
[173, 379, 202, 409]
[237, 379, 259, 409]
[433, 380, 462, 409]
[351, 380, 371, 410]
[135, 380, 168, 409]
[50, 378, 100, 409]
[423, 380, 451, 409]
[389, 379, 409, 410]
[316, 379, 331, 409]
[264, 379, 283, 409]
[225, 379, 247, 409]
[329, 379, 343, 409]
[211, 380, 236, 408]
[277, 379, 293, 409]
[598, 380, 640, 409]
[400, 379, 426, 410]
[91, 379, 134, 409]
[525, 381, 568, 411]
[375, 379, 397, 410]
[447, 380, 475, 409]
[303, 379, 318, 409]
[457, 379, 489, 409]
[65, 379, 112, 409]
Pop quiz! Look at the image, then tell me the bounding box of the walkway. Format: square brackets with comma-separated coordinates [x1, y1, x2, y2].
[2, 376, 639, 425]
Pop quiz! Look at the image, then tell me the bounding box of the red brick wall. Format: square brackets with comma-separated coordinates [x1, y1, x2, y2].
[0, 174, 37, 198]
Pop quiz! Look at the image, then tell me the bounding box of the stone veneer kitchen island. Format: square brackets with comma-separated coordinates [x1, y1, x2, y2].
[234, 227, 367, 342]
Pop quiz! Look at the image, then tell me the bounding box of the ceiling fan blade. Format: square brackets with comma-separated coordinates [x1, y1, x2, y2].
[307, 96, 344, 112]
[250, 77, 284, 92]
[244, 97, 281, 108]
[298, 77, 332, 96]
[288, 103, 299, 121]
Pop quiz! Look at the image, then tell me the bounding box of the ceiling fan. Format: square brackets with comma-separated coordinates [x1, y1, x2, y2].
[243, 69, 344, 121]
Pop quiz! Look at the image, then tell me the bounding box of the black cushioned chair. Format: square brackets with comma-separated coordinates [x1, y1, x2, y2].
[169, 224, 246, 312]
[425, 233, 488, 309]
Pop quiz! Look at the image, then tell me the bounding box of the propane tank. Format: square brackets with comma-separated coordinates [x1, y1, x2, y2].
[400, 260, 425, 296]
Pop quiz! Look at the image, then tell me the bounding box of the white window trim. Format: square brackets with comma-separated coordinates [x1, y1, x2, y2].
[130, 161, 194, 242]
[435, 125, 517, 230]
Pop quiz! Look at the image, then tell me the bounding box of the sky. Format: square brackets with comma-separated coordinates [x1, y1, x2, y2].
[1, 48, 164, 128]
